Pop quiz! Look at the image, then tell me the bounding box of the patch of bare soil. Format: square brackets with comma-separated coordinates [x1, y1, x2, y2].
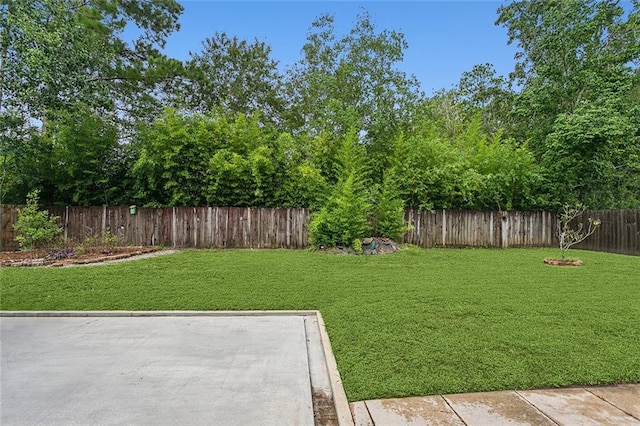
[543, 258, 584, 266]
[0, 246, 165, 268]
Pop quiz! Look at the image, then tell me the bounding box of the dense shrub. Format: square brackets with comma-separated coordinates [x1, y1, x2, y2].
[309, 130, 371, 248]
[13, 190, 62, 251]
[371, 171, 407, 240]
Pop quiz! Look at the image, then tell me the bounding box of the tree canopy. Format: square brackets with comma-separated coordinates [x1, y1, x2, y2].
[2, 0, 638, 212]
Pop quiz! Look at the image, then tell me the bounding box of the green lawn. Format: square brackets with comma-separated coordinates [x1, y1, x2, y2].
[1, 247, 639, 401]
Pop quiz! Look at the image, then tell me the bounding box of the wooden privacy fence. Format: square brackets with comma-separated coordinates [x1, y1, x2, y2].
[1, 205, 638, 255]
[0, 206, 309, 251]
[573, 209, 640, 256]
[402, 209, 557, 248]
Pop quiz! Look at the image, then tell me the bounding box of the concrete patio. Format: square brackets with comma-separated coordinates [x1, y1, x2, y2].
[0, 311, 352, 426]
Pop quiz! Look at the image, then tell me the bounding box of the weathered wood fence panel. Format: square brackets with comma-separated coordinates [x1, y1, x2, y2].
[0, 206, 310, 250]
[401, 210, 557, 248]
[573, 210, 640, 256]
[1, 205, 20, 251]
[2, 205, 638, 255]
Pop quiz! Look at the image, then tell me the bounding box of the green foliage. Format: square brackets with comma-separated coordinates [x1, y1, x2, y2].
[543, 102, 640, 209]
[13, 190, 62, 251]
[286, 11, 422, 158]
[308, 174, 371, 248]
[181, 32, 284, 121]
[133, 108, 214, 206]
[490, 0, 640, 209]
[458, 117, 544, 210]
[281, 161, 328, 210]
[134, 108, 329, 208]
[391, 117, 543, 211]
[1, 0, 183, 126]
[371, 170, 407, 240]
[393, 129, 477, 210]
[3, 3, 638, 212]
[309, 130, 370, 248]
[456, 63, 514, 135]
[1, 0, 183, 204]
[497, 0, 638, 135]
[48, 104, 129, 205]
[0, 114, 56, 204]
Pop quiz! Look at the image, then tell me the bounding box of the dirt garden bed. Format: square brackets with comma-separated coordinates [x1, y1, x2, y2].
[543, 258, 584, 266]
[0, 246, 165, 268]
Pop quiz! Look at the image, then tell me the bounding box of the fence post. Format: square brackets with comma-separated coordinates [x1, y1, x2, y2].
[64, 206, 69, 243]
[172, 207, 176, 248]
[442, 209, 446, 246]
[542, 211, 547, 246]
[102, 206, 106, 237]
[501, 211, 509, 248]
[489, 212, 494, 247]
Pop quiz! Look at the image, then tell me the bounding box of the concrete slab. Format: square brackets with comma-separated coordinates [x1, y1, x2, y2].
[587, 385, 640, 420]
[0, 312, 351, 426]
[519, 388, 640, 426]
[444, 391, 555, 426]
[365, 396, 464, 425]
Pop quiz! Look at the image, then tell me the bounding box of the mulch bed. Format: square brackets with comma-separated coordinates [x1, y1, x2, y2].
[0, 247, 163, 268]
[543, 258, 584, 266]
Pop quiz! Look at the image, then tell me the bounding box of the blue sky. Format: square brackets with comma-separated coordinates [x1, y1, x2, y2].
[160, 1, 519, 95]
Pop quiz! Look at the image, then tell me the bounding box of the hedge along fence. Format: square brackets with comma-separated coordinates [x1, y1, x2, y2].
[1, 205, 637, 255]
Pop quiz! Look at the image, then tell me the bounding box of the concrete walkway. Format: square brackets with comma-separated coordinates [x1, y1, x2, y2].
[351, 384, 640, 425]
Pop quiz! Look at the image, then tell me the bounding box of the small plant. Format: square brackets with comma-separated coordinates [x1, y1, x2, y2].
[80, 227, 121, 252]
[102, 228, 120, 249]
[557, 204, 601, 260]
[352, 238, 363, 254]
[13, 190, 62, 251]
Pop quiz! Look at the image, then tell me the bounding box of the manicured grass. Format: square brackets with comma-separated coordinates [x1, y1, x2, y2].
[1, 247, 639, 401]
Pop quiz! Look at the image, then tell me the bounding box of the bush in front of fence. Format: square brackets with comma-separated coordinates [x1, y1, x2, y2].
[13, 190, 62, 252]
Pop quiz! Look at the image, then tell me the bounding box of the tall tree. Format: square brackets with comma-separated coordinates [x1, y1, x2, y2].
[496, 0, 639, 148]
[456, 63, 514, 134]
[543, 101, 640, 208]
[496, 0, 640, 208]
[180, 32, 285, 123]
[1, 0, 184, 203]
[285, 12, 423, 177]
[1, 0, 183, 125]
[48, 104, 131, 206]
